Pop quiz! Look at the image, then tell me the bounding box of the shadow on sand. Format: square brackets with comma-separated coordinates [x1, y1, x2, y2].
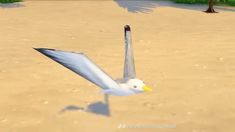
[114, 0, 235, 13]
[114, 0, 159, 13]
[60, 94, 111, 117]
[0, 3, 24, 8]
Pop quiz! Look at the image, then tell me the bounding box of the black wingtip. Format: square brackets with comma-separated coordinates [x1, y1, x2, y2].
[33, 48, 43, 53]
[33, 48, 55, 52]
[124, 25, 131, 31]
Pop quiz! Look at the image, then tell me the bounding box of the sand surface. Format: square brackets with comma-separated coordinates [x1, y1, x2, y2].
[0, 1, 235, 132]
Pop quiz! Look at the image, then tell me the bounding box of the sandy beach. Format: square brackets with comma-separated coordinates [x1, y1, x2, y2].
[0, 0, 235, 132]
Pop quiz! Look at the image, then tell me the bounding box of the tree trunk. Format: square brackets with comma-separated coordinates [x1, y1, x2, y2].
[205, 0, 218, 13]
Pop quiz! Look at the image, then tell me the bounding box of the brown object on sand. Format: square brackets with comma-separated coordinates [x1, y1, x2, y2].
[205, 0, 218, 13]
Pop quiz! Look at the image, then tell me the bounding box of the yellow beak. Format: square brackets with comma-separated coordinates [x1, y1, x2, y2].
[143, 86, 152, 92]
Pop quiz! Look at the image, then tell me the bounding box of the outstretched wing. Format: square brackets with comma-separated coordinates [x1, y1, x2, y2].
[34, 48, 120, 90]
[123, 25, 136, 80]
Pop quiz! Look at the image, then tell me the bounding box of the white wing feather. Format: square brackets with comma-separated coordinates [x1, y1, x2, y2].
[35, 48, 120, 90]
[123, 25, 136, 80]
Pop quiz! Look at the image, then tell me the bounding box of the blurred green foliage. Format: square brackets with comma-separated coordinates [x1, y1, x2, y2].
[172, 0, 235, 6]
[0, 0, 21, 4]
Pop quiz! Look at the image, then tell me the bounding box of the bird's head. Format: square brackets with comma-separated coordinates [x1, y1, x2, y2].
[127, 78, 152, 93]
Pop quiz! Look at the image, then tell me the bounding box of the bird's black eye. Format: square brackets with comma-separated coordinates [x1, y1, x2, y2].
[133, 85, 137, 88]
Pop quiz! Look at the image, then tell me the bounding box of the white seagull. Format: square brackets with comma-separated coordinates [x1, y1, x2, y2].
[34, 25, 152, 96]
